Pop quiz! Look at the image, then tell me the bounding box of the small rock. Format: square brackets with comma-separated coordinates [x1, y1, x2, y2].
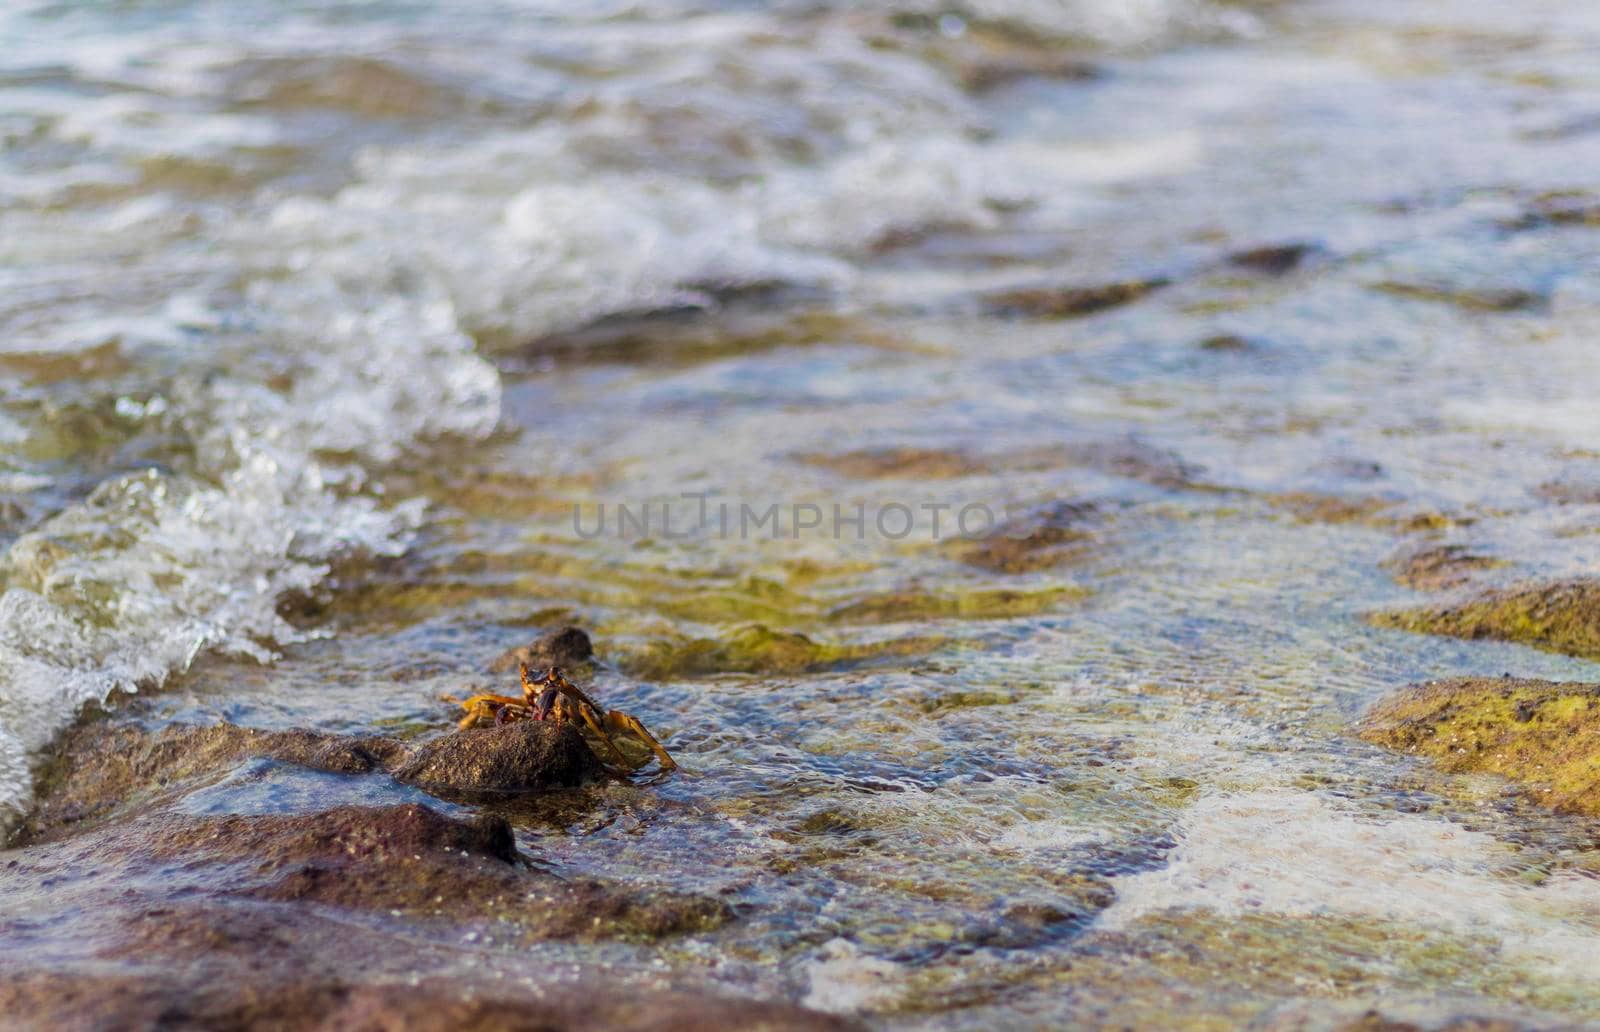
[489, 625, 595, 674]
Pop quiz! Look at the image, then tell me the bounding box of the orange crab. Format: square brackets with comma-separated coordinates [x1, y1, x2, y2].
[445, 664, 676, 772]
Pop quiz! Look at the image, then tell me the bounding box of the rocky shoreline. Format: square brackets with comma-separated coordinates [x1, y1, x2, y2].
[0, 633, 856, 1031]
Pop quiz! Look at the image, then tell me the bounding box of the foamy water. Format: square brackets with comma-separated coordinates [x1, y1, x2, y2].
[7, 0, 1600, 1025]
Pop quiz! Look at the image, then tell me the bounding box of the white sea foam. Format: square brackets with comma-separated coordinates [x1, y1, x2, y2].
[801, 938, 909, 1014]
[0, 0, 1273, 834]
[1098, 790, 1600, 983]
[892, 0, 1265, 47]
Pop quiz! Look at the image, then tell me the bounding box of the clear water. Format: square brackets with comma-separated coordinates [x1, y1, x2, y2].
[5, 0, 1600, 1025]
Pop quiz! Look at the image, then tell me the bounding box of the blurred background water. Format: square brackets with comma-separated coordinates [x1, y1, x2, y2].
[4, 0, 1600, 1026]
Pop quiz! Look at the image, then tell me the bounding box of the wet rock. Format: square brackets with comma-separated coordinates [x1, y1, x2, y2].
[945, 499, 1097, 573]
[1381, 544, 1505, 591]
[1372, 280, 1544, 312]
[489, 625, 596, 674]
[18, 719, 605, 845]
[324, 983, 863, 1032]
[1226, 241, 1319, 275]
[0, 798, 829, 1031]
[1358, 677, 1600, 817]
[18, 721, 405, 843]
[1367, 579, 1600, 661]
[981, 277, 1168, 319]
[618, 623, 942, 680]
[394, 720, 606, 799]
[0, 972, 858, 1032]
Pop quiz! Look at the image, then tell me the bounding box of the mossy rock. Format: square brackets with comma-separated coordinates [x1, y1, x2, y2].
[617, 623, 943, 680]
[17, 720, 607, 845]
[1367, 579, 1600, 660]
[1358, 677, 1600, 817]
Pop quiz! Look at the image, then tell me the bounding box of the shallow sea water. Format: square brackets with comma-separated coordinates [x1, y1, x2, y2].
[4, 0, 1600, 1026]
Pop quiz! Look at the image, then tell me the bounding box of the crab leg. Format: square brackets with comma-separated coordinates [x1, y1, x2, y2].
[574, 700, 633, 768]
[444, 692, 526, 729]
[602, 709, 677, 771]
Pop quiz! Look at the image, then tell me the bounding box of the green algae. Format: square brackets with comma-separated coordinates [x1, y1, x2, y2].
[615, 623, 946, 680]
[826, 585, 1085, 624]
[1367, 579, 1600, 661]
[1358, 676, 1600, 817]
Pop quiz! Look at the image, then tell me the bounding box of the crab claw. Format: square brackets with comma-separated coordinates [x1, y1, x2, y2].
[532, 685, 560, 721]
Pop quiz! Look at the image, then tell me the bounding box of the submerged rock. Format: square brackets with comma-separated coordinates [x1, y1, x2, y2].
[1371, 280, 1544, 312]
[1268, 491, 1462, 531]
[945, 499, 1097, 574]
[1367, 579, 1600, 661]
[1358, 677, 1600, 817]
[617, 623, 942, 680]
[981, 277, 1168, 319]
[0, 972, 857, 1032]
[1381, 544, 1505, 591]
[826, 584, 1085, 623]
[1226, 241, 1320, 275]
[489, 624, 596, 674]
[1532, 478, 1600, 505]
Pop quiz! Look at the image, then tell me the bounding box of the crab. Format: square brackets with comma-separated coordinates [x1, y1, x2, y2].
[445, 664, 677, 772]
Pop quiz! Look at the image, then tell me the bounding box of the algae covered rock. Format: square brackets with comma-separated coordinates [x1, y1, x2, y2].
[617, 622, 942, 679]
[1358, 676, 1600, 817]
[1367, 579, 1600, 661]
[394, 719, 606, 799]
